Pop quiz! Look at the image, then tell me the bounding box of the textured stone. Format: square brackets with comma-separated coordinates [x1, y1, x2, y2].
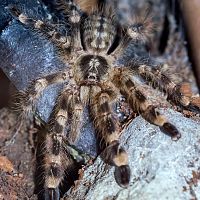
[66, 109, 200, 200]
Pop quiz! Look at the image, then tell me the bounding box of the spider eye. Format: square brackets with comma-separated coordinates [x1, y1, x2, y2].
[127, 23, 144, 40]
[131, 23, 144, 33]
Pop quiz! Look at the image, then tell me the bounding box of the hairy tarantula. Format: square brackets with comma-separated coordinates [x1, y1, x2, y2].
[6, 0, 200, 199]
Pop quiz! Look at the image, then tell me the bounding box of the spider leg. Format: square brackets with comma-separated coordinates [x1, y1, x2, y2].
[64, 85, 84, 143]
[111, 9, 154, 58]
[50, 0, 83, 49]
[113, 69, 181, 141]
[44, 84, 83, 199]
[90, 86, 131, 188]
[129, 61, 200, 113]
[7, 5, 72, 50]
[15, 71, 69, 119]
[51, 0, 82, 24]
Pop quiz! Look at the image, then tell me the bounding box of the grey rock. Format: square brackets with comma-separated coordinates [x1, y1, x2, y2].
[66, 109, 200, 200]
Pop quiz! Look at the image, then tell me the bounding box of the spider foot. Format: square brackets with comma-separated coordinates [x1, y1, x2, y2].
[144, 106, 181, 141]
[114, 165, 131, 188]
[160, 122, 181, 141]
[44, 187, 60, 200]
[185, 96, 200, 114]
[102, 141, 131, 188]
[168, 83, 200, 114]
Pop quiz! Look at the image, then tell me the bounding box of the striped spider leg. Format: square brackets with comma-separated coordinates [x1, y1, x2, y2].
[7, 0, 200, 199]
[44, 83, 83, 199]
[127, 59, 200, 113]
[112, 68, 181, 141]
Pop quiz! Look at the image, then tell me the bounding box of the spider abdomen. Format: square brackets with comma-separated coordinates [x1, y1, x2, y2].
[83, 13, 116, 53]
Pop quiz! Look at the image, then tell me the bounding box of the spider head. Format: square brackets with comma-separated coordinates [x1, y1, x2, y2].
[75, 54, 109, 83]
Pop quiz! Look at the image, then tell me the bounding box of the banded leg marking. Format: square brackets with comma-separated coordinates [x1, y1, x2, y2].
[17, 72, 69, 118]
[44, 86, 83, 198]
[7, 5, 72, 49]
[90, 88, 130, 187]
[135, 64, 200, 113]
[53, 0, 81, 24]
[113, 71, 181, 141]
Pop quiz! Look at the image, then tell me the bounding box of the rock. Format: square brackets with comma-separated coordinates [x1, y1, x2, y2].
[65, 109, 200, 200]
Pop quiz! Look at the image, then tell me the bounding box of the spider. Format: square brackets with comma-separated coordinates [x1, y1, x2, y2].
[6, 0, 200, 199]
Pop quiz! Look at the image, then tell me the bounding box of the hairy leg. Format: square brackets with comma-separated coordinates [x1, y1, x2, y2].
[7, 5, 72, 50]
[50, 0, 83, 49]
[111, 8, 154, 58]
[15, 71, 69, 119]
[44, 84, 83, 199]
[89, 85, 131, 187]
[51, 0, 82, 24]
[128, 61, 200, 113]
[113, 69, 181, 141]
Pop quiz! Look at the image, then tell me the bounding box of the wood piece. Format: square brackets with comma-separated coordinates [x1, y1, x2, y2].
[179, 0, 200, 90]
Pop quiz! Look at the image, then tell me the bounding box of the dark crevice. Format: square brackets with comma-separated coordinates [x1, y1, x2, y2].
[0, 68, 10, 108]
[0, 18, 12, 34]
[107, 26, 123, 55]
[60, 162, 81, 198]
[158, 0, 181, 55]
[80, 13, 88, 51]
[168, 0, 180, 27]
[158, 15, 170, 54]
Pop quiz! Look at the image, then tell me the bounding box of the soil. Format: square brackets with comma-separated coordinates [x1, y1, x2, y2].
[0, 108, 37, 200]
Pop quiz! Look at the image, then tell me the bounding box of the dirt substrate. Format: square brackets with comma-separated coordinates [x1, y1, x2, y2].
[0, 108, 37, 200]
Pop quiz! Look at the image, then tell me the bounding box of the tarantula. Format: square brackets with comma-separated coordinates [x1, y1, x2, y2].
[6, 0, 200, 199]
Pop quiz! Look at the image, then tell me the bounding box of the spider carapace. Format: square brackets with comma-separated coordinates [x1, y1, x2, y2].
[7, 0, 200, 199]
